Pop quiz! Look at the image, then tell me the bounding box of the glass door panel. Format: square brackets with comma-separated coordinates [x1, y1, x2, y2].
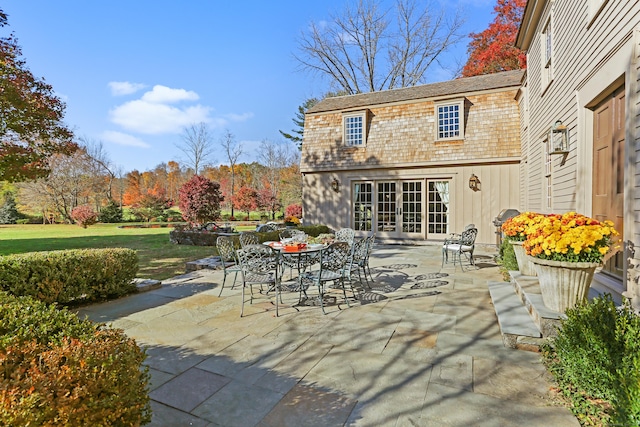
[353, 182, 373, 231]
[427, 180, 449, 237]
[377, 182, 396, 233]
[402, 181, 422, 234]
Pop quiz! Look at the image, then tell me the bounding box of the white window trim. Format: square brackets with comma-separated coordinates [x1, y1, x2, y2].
[435, 99, 465, 141]
[540, 16, 553, 95]
[343, 111, 367, 147]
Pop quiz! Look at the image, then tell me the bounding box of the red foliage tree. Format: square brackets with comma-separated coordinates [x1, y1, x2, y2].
[285, 203, 302, 219]
[178, 175, 223, 227]
[461, 0, 527, 77]
[71, 205, 98, 228]
[232, 186, 258, 220]
[257, 188, 282, 220]
[0, 9, 77, 182]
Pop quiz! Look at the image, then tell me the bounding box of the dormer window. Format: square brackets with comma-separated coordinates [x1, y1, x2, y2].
[435, 99, 465, 141]
[343, 111, 366, 146]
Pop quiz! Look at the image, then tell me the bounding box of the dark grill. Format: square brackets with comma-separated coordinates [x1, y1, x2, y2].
[493, 208, 520, 247]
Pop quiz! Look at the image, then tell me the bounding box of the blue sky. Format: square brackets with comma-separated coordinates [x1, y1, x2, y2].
[2, 0, 496, 173]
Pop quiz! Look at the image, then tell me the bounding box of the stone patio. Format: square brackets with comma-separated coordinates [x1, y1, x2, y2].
[75, 244, 579, 427]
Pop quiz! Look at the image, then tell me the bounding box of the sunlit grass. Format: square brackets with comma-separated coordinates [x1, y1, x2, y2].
[0, 223, 217, 280]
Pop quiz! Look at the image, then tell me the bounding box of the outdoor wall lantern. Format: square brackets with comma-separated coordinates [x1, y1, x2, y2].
[549, 120, 569, 155]
[469, 174, 481, 192]
[330, 178, 340, 193]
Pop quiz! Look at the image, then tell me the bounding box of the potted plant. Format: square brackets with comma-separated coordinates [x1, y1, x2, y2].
[523, 212, 618, 313]
[501, 212, 545, 276]
[284, 215, 301, 228]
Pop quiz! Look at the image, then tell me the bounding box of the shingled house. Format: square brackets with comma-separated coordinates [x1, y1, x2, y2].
[300, 70, 524, 246]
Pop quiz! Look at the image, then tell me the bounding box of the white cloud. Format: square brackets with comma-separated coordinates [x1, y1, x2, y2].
[108, 81, 146, 96]
[141, 85, 199, 104]
[110, 99, 211, 134]
[224, 112, 254, 122]
[100, 130, 151, 148]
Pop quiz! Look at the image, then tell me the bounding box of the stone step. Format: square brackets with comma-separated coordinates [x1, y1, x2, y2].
[509, 271, 564, 338]
[488, 281, 542, 350]
[186, 257, 223, 272]
[134, 278, 162, 292]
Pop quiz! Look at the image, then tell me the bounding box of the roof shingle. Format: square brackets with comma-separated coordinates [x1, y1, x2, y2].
[306, 70, 524, 114]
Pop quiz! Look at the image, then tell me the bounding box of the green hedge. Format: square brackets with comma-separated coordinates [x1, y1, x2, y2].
[170, 225, 334, 247]
[0, 292, 151, 426]
[543, 294, 640, 425]
[0, 248, 138, 304]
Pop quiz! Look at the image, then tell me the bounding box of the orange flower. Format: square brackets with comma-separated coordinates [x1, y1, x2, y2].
[523, 212, 618, 263]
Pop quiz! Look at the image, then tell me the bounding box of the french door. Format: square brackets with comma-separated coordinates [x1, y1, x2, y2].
[353, 179, 449, 239]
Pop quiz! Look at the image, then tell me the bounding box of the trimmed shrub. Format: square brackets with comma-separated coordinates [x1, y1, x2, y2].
[0, 292, 151, 426]
[71, 205, 98, 228]
[497, 237, 518, 281]
[0, 248, 138, 304]
[543, 294, 640, 425]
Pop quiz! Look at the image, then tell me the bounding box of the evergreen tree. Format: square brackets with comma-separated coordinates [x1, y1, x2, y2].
[0, 191, 20, 224]
[98, 199, 123, 223]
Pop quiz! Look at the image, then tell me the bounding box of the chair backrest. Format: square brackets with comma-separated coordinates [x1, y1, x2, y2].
[335, 228, 355, 246]
[239, 232, 259, 247]
[320, 241, 350, 272]
[460, 227, 478, 247]
[350, 237, 368, 263]
[216, 235, 237, 265]
[237, 244, 279, 274]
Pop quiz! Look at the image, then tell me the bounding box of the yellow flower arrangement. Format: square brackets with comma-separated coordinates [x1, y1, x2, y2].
[284, 216, 301, 225]
[501, 212, 545, 241]
[523, 212, 618, 263]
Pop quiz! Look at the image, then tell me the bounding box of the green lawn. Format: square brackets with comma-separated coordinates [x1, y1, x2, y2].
[0, 223, 218, 280]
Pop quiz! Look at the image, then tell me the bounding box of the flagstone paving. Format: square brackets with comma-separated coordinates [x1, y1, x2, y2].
[76, 244, 579, 427]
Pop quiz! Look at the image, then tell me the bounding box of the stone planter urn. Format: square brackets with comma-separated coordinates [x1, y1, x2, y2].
[511, 240, 537, 276]
[527, 255, 599, 313]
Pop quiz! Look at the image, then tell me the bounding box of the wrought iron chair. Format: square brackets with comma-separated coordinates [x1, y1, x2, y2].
[345, 237, 370, 290]
[442, 226, 478, 270]
[362, 232, 376, 283]
[239, 231, 260, 248]
[237, 244, 282, 317]
[335, 228, 356, 246]
[301, 241, 352, 314]
[216, 235, 243, 297]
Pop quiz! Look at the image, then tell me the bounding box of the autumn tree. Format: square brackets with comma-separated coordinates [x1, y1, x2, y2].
[0, 9, 77, 182]
[176, 122, 214, 175]
[295, 0, 464, 94]
[461, 0, 527, 77]
[232, 186, 258, 220]
[17, 151, 100, 223]
[130, 194, 170, 222]
[178, 175, 223, 227]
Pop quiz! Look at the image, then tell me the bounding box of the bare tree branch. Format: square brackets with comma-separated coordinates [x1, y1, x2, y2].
[295, 0, 465, 94]
[176, 122, 215, 175]
[219, 129, 243, 218]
